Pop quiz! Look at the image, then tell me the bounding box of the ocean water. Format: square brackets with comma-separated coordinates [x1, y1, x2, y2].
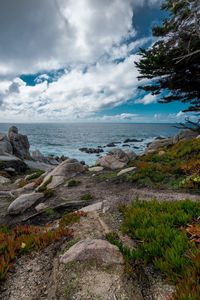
[0, 123, 179, 165]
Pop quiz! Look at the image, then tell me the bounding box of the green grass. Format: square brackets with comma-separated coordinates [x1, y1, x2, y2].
[80, 192, 93, 201]
[44, 207, 55, 217]
[38, 176, 53, 192]
[26, 170, 44, 181]
[67, 179, 81, 187]
[107, 199, 200, 299]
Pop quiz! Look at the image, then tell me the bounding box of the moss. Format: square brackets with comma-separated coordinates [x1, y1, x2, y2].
[43, 188, 54, 198]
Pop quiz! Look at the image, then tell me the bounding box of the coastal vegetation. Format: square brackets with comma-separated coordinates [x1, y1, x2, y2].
[107, 199, 200, 299]
[98, 138, 200, 191]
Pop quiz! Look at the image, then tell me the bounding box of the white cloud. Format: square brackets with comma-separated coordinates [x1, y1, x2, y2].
[0, 0, 163, 122]
[0, 55, 141, 122]
[136, 93, 157, 105]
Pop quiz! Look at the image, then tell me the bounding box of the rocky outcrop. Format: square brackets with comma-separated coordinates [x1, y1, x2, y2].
[0, 176, 11, 184]
[32, 150, 47, 162]
[8, 126, 31, 160]
[79, 147, 104, 154]
[0, 132, 13, 155]
[124, 138, 143, 143]
[96, 148, 136, 170]
[145, 137, 173, 153]
[0, 153, 28, 174]
[60, 239, 124, 266]
[39, 158, 85, 189]
[8, 192, 44, 215]
[173, 129, 199, 144]
[117, 167, 136, 176]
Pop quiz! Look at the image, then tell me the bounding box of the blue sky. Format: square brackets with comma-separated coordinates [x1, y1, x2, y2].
[0, 0, 188, 123]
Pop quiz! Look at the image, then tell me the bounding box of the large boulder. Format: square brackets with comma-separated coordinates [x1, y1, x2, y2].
[0, 132, 13, 155]
[32, 150, 47, 162]
[0, 153, 28, 174]
[145, 137, 173, 153]
[7, 192, 44, 215]
[173, 129, 199, 144]
[8, 126, 31, 160]
[60, 239, 124, 266]
[96, 148, 136, 170]
[0, 176, 11, 184]
[39, 158, 85, 189]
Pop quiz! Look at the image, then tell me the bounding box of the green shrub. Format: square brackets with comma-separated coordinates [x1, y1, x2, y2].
[27, 170, 44, 181]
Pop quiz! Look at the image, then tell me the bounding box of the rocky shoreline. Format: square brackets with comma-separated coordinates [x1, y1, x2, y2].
[0, 126, 199, 300]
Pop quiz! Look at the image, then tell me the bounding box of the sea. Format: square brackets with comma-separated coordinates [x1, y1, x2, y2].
[0, 123, 179, 166]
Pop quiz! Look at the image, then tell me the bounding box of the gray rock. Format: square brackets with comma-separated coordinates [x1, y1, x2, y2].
[78, 202, 103, 213]
[32, 150, 46, 162]
[173, 129, 199, 144]
[8, 126, 31, 160]
[0, 132, 13, 154]
[96, 148, 134, 170]
[39, 159, 85, 189]
[24, 160, 54, 171]
[88, 166, 104, 172]
[145, 137, 173, 153]
[117, 167, 136, 176]
[0, 153, 28, 174]
[8, 192, 44, 215]
[35, 203, 49, 212]
[60, 239, 124, 266]
[0, 176, 11, 184]
[123, 149, 137, 161]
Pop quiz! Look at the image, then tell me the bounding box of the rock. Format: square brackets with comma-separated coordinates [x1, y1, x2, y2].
[0, 132, 13, 154]
[60, 239, 124, 266]
[12, 182, 36, 197]
[123, 149, 137, 161]
[8, 126, 31, 160]
[24, 160, 53, 171]
[79, 202, 103, 213]
[0, 153, 28, 174]
[32, 150, 47, 162]
[117, 167, 136, 176]
[197, 135, 200, 139]
[88, 166, 104, 172]
[124, 138, 143, 143]
[173, 129, 199, 144]
[79, 147, 104, 154]
[35, 203, 49, 212]
[0, 176, 11, 184]
[106, 143, 116, 147]
[39, 159, 85, 189]
[122, 144, 130, 147]
[145, 137, 173, 153]
[96, 148, 135, 170]
[8, 192, 44, 215]
[4, 167, 16, 175]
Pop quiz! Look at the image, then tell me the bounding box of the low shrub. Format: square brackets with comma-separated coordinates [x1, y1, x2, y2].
[111, 199, 200, 299]
[0, 224, 73, 280]
[59, 211, 87, 227]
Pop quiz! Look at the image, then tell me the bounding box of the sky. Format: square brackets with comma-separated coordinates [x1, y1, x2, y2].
[0, 0, 188, 123]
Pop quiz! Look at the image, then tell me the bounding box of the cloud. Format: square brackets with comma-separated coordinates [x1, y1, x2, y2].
[0, 0, 161, 77]
[0, 55, 141, 121]
[136, 93, 157, 105]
